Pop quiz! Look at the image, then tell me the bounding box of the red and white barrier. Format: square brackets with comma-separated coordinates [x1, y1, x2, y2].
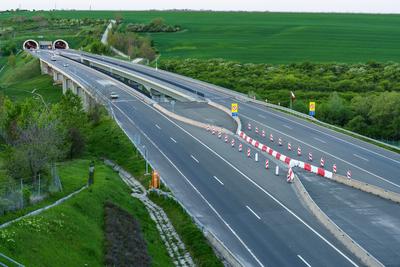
[278, 138, 282, 146]
[308, 152, 312, 161]
[248, 123, 251, 130]
[287, 167, 294, 183]
[297, 147, 302, 156]
[270, 134, 274, 142]
[231, 139, 235, 147]
[320, 157, 325, 167]
[224, 135, 228, 143]
[333, 164, 337, 174]
[261, 130, 265, 137]
[239, 143, 243, 152]
[247, 148, 251, 158]
[288, 143, 291, 151]
[265, 159, 269, 169]
[212, 128, 215, 135]
[238, 131, 334, 180]
[347, 170, 352, 179]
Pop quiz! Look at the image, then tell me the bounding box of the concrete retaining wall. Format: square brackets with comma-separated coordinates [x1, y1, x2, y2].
[331, 174, 400, 204]
[293, 175, 383, 267]
[205, 231, 243, 267]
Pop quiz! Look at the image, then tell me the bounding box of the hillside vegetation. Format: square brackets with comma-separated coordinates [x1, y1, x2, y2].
[161, 59, 400, 141]
[1, 10, 400, 63]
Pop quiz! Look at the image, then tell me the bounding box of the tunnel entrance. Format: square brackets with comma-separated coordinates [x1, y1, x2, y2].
[53, 39, 69, 50]
[23, 39, 39, 50]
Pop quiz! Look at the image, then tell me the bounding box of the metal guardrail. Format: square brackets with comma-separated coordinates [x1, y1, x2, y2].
[0, 253, 24, 267]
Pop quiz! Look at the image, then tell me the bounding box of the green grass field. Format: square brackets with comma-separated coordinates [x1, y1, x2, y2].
[1, 10, 400, 63]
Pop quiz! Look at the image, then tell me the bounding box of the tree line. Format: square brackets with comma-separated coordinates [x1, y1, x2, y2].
[0, 91, 98, 182]
[160, 59, 400, 141]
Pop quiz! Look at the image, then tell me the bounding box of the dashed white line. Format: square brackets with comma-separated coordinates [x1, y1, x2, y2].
[258, 114, 266, 119]
[313, 137, 326, 144]
[297, 255, 312, 267]
[155, 124, 161, 130]
[246, 205, 261, 220]
[191, 155, 199, 163]
[170, 137, 177, 143]
[283, 124, 293, 130]
[213, 176, 224, 185]
[353, 154, 369, 162]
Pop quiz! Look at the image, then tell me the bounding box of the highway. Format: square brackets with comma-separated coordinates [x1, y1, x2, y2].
[67, 51, 400, 195]
[31, 50, 364, 266]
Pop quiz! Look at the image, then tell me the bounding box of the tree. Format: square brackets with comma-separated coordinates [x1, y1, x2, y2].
[139, 41, 156, 61]
[7, 53, 16, 68]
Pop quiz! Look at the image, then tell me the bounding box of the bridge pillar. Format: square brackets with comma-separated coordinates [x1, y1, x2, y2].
[40, 61, 49, 74]
[62, 76, 68, 94]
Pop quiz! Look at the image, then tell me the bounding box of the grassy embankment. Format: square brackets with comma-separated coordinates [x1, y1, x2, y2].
[1, 10, 400, 63]
[0, 159, 173, 267]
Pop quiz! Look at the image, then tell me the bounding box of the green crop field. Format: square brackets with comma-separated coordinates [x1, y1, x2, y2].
[1, 10, 399, 63]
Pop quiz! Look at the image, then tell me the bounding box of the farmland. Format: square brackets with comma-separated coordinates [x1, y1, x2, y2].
[1, 10, 400, 63]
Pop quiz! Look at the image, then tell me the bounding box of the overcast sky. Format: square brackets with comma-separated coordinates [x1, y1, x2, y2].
[3, 0, 400, 14]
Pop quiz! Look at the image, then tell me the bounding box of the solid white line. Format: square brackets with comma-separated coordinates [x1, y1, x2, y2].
[313, 137, 326, 144]
[213, 175, 224, 185]
[297, 255, 312, 267]
[170, 137, 177, 143]
[191, 155, 199, 163]
[283, 124, 293, 130]
[111, 104, 263, 267]
[258, 114, 266, 119]
[246, 205, 261, 220]
[353, 154, 369, 162]
[155, 124, 161, 130]
[147, 105, 359, 267]
[241, 114, 400, 189]
[241, 101, 400, 165]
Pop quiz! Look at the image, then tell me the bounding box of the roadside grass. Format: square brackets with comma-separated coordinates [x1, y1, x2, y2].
[87, 116, 153, 187]
[0, 159, 173, 267]
[149, 192, 223, 267]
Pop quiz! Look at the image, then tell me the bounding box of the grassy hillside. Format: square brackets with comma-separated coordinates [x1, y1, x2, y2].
[0, 53, 62, 103]
[0, 159, 173, 267]
[1, 10, 399, 63]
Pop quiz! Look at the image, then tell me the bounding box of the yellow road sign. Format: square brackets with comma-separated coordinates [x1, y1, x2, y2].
[309, 102, 316, 112]
[231, 103, 238, 113]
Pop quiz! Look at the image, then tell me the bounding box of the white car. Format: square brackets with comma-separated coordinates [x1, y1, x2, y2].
[110, 92, 119, 99]
[51, 56, 57, 61]
[63, 63, 69, 67]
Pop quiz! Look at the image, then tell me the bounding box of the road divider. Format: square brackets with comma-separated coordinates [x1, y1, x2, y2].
[293, 174, 384, 267]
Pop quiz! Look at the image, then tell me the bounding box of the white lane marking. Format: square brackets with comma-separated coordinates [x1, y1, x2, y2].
[258, 114, 266, 119]
[147, 105, 359, 267]
[313, 137, 326, 144]
[297, 255, 312, 267]
[241, 101, 400, 165]
[213, 176, 224, 185]
[246, 205, 261, 220]
[353, 154, 369, 162]
[241, 114, 400, 189]
[93, 66, 357, 266]
[170, 137, 177, 143]
[155, 124, 161, 130]
[191, 155, 199, 163]
[111, 104, 263, 267]
[283, 124, 293, 130]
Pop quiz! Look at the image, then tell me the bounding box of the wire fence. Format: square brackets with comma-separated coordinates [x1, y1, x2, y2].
[0, 165, 62, 216]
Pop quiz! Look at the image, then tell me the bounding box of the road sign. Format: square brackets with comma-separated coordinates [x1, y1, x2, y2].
[231, 103, 238, 117]
[309, 102, 316, 116]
